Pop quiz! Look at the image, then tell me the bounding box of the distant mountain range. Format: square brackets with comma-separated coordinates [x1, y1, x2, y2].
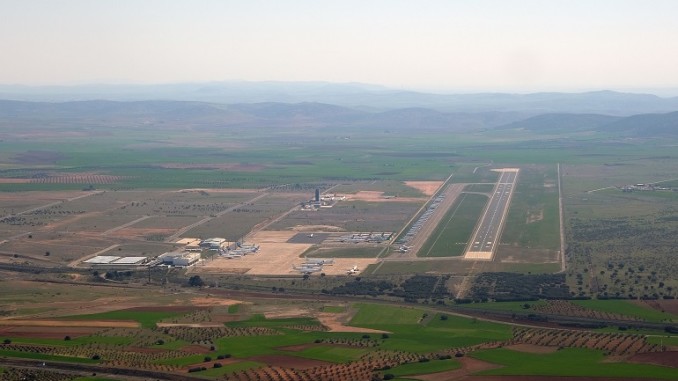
[0, 98, 676, 137]
[0, 99, 528, 132]
[499, 111, 678, 136]
[2, 81, 678, 115]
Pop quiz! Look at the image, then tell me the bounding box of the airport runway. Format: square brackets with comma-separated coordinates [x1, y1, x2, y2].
[464, 169, 519, 260]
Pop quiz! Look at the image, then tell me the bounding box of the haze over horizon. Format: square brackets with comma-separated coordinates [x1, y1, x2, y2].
[2, 0, 678, 95]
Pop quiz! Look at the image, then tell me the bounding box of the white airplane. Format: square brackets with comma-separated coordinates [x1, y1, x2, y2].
[292, 264, 323, 274]
[304, 258, 334, 265]
[346, 265, 359, 275]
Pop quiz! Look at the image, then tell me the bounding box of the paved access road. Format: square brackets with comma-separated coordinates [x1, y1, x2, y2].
[465, 169, 518, 260]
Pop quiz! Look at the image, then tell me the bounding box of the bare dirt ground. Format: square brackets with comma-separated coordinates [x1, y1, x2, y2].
[109, 227, 175, 239]
[628, 351, 678, 367]
[0, 326, 102, 339]
[196, 230, 378, 276]
[0, 281, 239, 321]
[405, 181, 445, 196]
[348, 191, 426, 203]
[637, 299, 678, 315]
[411, 356, 500, 381]
[186, 297, 242, 307]
[3, 294, 141, 319]
[316, 312, 389, 334]
[291, 224, 346, 232]
[262, 306, 317, 320]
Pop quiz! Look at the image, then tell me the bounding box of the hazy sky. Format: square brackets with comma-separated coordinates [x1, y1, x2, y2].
[2, 0, 677, 92]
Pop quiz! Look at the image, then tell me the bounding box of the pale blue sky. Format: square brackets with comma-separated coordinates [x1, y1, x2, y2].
[1, 0, 677, 92]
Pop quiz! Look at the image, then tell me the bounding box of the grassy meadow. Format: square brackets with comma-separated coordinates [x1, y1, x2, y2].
[472, 347, 678, 379]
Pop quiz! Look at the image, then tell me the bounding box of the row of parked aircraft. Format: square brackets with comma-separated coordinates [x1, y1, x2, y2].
[291, 259, 359, 275]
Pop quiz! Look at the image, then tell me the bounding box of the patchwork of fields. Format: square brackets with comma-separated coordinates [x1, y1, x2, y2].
[0, 286, 675, 381]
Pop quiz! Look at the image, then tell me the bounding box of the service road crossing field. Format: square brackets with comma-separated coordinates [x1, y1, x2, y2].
[464, 168, 519, 260]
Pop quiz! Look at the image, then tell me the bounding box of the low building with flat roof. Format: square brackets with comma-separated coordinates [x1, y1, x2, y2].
[159, 251, 201, 267]
[84, 256, 121, 264]
[110, 256, 148, 265]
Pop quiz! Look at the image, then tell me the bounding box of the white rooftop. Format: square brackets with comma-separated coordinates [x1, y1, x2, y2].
[110, 256, 147, 265]
[84, 256, 121, 264]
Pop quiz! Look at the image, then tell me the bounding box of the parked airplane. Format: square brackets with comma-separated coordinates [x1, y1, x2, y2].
[292, 264, 323, 274]
[346, 265, 359, 275]
[304, 258, 334, 265]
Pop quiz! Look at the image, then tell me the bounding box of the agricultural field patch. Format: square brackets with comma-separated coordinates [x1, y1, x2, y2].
[0, 190, 90, 215]
[386, 357, 461, 377]
[570, 300, 677, 323]
[510, 327, 662, 355]
[350, 304, 426, 326]
[471, 347, 677, 379]
[57, 307, 194, 329]
[1, 234, 117, 265]
[181, 193, 304, 240]
[498, 165, 560, 253]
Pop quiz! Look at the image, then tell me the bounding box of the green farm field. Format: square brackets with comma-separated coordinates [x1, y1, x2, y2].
[1, 278, 676, 380]
[472, 347, 678, 379]
[499, 165, 560, 251]
[570, 299, 677, 322]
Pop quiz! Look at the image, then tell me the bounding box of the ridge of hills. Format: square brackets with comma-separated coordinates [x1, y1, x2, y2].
[0, 99, 528, 132]
[2, 81, 678, 115]
[498, 111, 678, 137]
[0, 99, 677, 137]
